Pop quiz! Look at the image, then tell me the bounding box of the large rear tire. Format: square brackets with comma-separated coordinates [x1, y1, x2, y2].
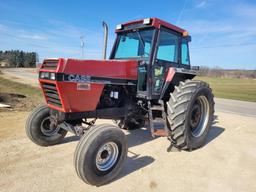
[25, 104, 67, 146]
[74, 124, 127, 186]
[166, 80, 214, 150]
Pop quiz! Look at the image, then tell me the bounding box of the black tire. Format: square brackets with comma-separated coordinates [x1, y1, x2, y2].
[74, 124, 127, 186]
[166, 79, 214, 150]
[114, 118, 145, 130]
[25, 104, 67, 146]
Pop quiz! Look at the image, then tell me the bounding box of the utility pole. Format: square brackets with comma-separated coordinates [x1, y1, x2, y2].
[80, 35, 85, 59]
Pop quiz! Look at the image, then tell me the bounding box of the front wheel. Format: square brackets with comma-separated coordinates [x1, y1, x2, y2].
[25, 105, 67, 146]
[74, 124, 127, 186]
[166, 80, 214, 150]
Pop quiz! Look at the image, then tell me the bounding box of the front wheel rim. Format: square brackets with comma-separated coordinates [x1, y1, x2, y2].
[95, 142, 119, 171]
[40, 117, 60, 137]
[190, 95, 210, 137]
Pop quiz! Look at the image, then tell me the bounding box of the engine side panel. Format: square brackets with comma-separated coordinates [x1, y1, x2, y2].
[57, 82, 104, 112]
[39, 59, 138, 113]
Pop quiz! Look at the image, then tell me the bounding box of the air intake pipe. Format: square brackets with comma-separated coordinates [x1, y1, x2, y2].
[102, 21, 108, 60]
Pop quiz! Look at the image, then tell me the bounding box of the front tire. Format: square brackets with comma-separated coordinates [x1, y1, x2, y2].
[74, 124, 127, 186]
[25, 105, 67, 146]
[166, 80, 214, 150]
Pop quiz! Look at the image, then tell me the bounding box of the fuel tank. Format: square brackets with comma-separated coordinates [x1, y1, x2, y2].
[38, 58, 138, 112]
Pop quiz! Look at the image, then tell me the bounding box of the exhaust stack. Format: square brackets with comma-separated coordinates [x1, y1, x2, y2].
[102, 21, 108, 60]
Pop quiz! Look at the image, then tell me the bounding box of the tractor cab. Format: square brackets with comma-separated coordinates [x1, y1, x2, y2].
[110, 18, 192, 99]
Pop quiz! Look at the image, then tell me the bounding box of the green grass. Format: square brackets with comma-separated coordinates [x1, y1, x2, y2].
[0, 76, 43, 105]
[196, 76, 256, 102]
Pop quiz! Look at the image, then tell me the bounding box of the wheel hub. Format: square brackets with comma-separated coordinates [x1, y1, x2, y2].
[191, 103, 201, 129]
[96, 142, 119, 171]
[190, 95, 210, 137]
[40, 117, 60, 137]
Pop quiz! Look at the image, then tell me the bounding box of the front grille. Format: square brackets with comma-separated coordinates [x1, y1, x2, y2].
[41, 59, 58, 70]
[42, 83, 62, 108]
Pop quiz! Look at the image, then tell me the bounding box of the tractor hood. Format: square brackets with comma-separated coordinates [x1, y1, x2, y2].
[40, 58, 138, 80]
[38, 58, 138, 112]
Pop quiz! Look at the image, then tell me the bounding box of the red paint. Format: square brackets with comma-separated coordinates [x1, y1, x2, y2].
[39, 59, 138, 112]
[57, 82, 104, 112]
[39, 78, 65, 112]
[116, 18, 186, 34]
[166, 68, 176, 82]
[62, 59, 138, 80]
[151, 18, 186, 34]
[40, 58, 65, 72]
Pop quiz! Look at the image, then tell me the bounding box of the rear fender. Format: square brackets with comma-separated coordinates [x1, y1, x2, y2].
[160, 67, 197, 100]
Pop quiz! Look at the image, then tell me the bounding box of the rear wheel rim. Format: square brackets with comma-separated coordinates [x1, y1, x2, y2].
[96, 142, 119, 171]
[190, 95, 210, 137]
[40, 117, 60, 137]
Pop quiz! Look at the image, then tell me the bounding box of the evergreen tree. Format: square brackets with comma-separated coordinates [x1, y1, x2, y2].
[0, 50, 38, 67]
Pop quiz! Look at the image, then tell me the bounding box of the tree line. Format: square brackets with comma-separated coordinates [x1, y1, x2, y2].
[0, 50, 38, 68]
[198, 66, 256, 79]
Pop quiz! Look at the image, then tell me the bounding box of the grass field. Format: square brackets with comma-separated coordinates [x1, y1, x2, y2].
[197, 76, 256, 102]
[0, 76, 42, 99]
[0, 75, 255, 106]
[0, 76, 43, 111]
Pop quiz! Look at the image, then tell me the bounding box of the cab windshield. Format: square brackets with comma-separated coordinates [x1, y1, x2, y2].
[114, 29, 154, 59]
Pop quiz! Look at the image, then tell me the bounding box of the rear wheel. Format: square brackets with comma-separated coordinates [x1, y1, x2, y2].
[166, 80, 214, 150]
[74, 124, 127, 186]
[25, 105, 67, 146]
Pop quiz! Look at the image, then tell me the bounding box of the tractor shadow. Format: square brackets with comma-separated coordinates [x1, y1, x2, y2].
[59, 115, 224, 148]
[59, 125, 159, 146]
[113, 151, 155, 183]
[126, 127, 158, 148]
[114, 115, 225, 182]
[205, 115, 225, 145]
[58, 116, 224, 183]
[113, 125, 162, 182]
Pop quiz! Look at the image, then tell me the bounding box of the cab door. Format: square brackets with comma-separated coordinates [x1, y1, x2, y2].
[151, 27, 180, 99]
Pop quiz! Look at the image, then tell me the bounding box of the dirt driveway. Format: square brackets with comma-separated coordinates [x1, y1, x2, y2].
[0, 111, 255, 192]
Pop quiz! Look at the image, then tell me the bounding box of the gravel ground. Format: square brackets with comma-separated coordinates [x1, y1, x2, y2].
[0, 111, 256, 192]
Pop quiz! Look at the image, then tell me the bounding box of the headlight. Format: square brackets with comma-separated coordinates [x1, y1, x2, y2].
[40, 72, 54, 80]
[50, 73, 56, 80]
[40, 72, 46, 78]
[44, 72, 49, 78]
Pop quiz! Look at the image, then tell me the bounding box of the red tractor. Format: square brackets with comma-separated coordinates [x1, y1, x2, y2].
[26, 18, 214, 186]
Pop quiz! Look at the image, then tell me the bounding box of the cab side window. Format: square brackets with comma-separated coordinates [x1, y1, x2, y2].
[181, 39, 190, 65]
[157, 30, 178, 63]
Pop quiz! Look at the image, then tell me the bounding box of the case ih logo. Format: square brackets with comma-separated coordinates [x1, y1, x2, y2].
[67, 74, 91, 83]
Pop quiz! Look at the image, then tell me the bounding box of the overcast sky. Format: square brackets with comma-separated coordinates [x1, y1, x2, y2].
[0, 0, 256, 69]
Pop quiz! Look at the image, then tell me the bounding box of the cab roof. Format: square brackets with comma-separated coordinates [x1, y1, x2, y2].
[116, 17, 188, 36]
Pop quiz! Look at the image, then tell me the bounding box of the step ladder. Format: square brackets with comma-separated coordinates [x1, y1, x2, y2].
[148, 100, 170, 137]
